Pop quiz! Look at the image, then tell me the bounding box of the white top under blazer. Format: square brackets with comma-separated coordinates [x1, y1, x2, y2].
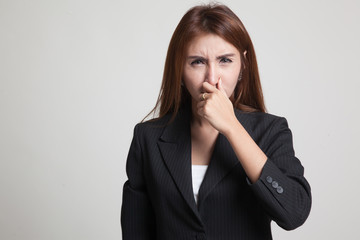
[191, 165, 208, 205]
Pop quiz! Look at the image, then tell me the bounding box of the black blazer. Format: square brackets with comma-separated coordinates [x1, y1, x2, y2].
[121, 106, 311, 240]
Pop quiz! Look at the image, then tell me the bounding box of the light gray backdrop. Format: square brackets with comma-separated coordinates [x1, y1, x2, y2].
[1, 0, 359, 239]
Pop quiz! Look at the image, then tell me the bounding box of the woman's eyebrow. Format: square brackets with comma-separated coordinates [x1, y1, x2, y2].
[187, 55, 206, 60]
[216, 53, 236, 59]
[187, 53, 236, 60]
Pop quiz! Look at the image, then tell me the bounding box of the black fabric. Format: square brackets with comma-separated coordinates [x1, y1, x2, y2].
[121, 107, 311, 240]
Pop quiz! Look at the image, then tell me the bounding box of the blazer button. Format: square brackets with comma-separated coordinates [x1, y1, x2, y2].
[277, 186, 284, 194]
[272, 181, 279, 188]
[266, 176, 273, 183]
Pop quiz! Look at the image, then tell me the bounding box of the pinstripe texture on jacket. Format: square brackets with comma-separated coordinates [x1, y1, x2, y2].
[121, 106, 311, 240]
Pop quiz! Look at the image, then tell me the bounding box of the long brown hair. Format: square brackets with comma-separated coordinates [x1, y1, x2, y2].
[144, 3, 266, 122]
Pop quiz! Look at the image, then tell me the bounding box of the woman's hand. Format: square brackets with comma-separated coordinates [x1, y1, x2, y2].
[197, 78, 238, 135]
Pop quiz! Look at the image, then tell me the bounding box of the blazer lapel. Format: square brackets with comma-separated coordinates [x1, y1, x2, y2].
[157, 107, 204, 225]
[196, 133, 240, 210]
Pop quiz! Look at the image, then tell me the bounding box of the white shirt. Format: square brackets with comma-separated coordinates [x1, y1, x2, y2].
[191, 165, 208, 205]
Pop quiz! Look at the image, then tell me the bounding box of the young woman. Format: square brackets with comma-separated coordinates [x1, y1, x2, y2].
[121, 4, 311, 240]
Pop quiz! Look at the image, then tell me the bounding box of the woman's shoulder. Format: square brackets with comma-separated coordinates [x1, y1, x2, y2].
[132, 113, 173, 137]
[235, 108, 285, 120]
[234, 108, 289, 132]
[135, 105, 191, 133]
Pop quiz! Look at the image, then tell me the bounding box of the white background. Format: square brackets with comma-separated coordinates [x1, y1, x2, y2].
[1, 0, 360, 239]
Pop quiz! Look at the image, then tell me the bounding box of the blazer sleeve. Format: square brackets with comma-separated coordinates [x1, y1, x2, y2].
[121, 124, 156, 239]
[248, 117, 312, 230]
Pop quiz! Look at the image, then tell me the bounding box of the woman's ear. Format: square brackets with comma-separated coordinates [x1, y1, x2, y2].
[242, 50, 247, 70]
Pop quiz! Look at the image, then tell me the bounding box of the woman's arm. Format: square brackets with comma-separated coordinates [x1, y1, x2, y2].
[228, 116, 311, 230]
[224, 117, 267, 183]
[121, 124, 156, 239]
[198, 80, 311, 230]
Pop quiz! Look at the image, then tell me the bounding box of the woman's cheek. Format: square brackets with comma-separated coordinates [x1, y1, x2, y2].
[223, 79, 238, 97]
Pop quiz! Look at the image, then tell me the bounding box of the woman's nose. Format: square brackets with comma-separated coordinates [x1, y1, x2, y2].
[205, 64, 219, 85]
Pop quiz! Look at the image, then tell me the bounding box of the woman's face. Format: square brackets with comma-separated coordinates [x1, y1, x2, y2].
[183, 33, 242, 102]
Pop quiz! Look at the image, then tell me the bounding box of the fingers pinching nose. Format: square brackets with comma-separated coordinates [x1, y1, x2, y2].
[217, 77, 222, 89]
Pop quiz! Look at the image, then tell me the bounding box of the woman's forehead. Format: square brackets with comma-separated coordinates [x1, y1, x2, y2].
[186, 34, 240, 56]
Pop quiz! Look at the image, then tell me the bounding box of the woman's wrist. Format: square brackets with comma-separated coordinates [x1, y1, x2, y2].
[223, 116, 242, 139]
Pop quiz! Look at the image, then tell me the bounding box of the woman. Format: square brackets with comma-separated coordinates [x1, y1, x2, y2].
[121, 4, 311, 240]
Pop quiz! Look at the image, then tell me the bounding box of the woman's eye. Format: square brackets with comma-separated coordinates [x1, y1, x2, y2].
[191, 59, 204, 65]
[220, 58, 232, 63]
